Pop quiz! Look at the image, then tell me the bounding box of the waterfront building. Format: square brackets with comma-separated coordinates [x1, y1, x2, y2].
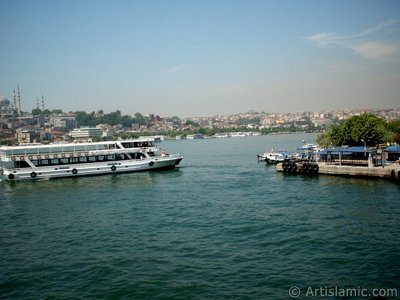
[70, 127, 103, 140]
[49, 114, 77, 130]
[16, 128, 42, 144]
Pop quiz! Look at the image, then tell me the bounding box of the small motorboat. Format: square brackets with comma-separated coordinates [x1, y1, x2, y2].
[257, 149, 286, 164]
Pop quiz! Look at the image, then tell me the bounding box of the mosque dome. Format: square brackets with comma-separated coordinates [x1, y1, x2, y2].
[0, 95, 11, 109]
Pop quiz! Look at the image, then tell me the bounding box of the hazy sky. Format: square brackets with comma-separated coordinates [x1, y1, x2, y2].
[1, 0, 400, 117]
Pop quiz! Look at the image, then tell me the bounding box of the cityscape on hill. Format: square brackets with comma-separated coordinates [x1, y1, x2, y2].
[0, 91, 399, 145]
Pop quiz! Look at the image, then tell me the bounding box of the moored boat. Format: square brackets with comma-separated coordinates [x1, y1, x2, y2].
[257, 149, 286, 164]
[0, 138, 182, 181]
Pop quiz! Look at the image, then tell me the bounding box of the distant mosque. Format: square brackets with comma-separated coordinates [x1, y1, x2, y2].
[0, 95, 17, 118]
[0, 86, 25, 118]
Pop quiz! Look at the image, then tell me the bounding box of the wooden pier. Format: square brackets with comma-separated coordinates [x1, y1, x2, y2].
[276, 161, 400, 183]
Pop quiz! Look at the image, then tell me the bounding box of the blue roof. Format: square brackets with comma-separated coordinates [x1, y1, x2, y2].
[384, 145, 400, 153]
[320, 146, 369, 155]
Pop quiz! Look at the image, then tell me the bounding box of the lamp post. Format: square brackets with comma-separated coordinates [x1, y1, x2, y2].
[361, 138, 366, 157]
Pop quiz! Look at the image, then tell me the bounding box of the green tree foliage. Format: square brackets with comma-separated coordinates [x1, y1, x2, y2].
[170, 116, 181, 125]
[386, 119, 400, 144]
[75, 111, 94, 127]
[317, 113, 390, 147]
[74, 110, 154, 128]
[132, 113, 146, 125]
[31, 108, 42, 115]
[185, 120, 199, 127]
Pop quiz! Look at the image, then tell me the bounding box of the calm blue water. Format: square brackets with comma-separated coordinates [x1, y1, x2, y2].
[1, 133, 399, 299]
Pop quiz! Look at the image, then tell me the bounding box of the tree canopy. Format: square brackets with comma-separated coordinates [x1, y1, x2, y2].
[317, 113, 397, 147]
[74, 110, 154, 128]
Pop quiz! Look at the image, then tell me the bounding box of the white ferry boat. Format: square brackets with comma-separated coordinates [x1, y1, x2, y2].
[0, 138, 182, 181]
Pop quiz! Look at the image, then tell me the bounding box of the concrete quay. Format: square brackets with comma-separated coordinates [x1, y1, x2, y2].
[276, 161, 400, 183]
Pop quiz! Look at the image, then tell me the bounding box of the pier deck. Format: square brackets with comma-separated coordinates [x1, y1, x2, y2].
[276, 161, 400, 182]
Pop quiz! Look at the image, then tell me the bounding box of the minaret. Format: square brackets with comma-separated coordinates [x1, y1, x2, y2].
[17, 85, 21, 115]
[36, 97, 40, 109]
[41, 95, 44, 111]
[13, 89, 17, 109]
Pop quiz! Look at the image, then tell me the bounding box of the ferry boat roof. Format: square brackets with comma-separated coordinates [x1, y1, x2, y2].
[0, 138, 155, 151]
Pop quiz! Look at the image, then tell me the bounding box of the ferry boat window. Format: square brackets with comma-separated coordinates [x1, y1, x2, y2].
[25, 150, 39, 155]
[88, 156, 97, 162]
[79, 157, 87, 163]
[31, 160, 39, 167]
[121, 142, 129, 148]
[50, 147, 62, 154]
[38, 149, 50, 155]
[41, 160, 50, 166]
[133, 153, 146, 159]
[14, 161, 30, 168]
[12, 149, 24, 155]
[59, 158, 69, 164]
[64, 146, 74, 153]
[51, 159, 58, 165]
[147, 151, 155, 157]
[119, 154, 129, 160]
[74, 146, 86, 152]
[87, 145, 97, 151]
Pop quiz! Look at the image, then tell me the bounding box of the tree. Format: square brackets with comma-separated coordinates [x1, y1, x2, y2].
[133, 113, 146, 125]
[32, 108, 42, 115]
[316, 130, 332, 148]
[386, 119, 400, 144]
[347, 113, 385, 146]
[316, 113, 387, 147]
[75, 111, 94, 127]
[170, 116, 181, 125]
[185, 120, 199, 127]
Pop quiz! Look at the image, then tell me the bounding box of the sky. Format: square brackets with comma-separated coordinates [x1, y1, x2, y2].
[0, 0, 400, 117]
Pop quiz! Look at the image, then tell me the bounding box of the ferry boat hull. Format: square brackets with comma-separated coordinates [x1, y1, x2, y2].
[1, 156, 182, 181]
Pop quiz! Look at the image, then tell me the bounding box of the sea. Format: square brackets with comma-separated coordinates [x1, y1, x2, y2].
[1, 133, 399, 299]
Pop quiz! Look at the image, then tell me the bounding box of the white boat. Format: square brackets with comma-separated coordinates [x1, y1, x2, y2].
[187, 134, 203, 139]
[257, 149, 285, 164]
[230, 132, 247, 137]
[214, 133, 231, 138]
[0, 138, 183, 181]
